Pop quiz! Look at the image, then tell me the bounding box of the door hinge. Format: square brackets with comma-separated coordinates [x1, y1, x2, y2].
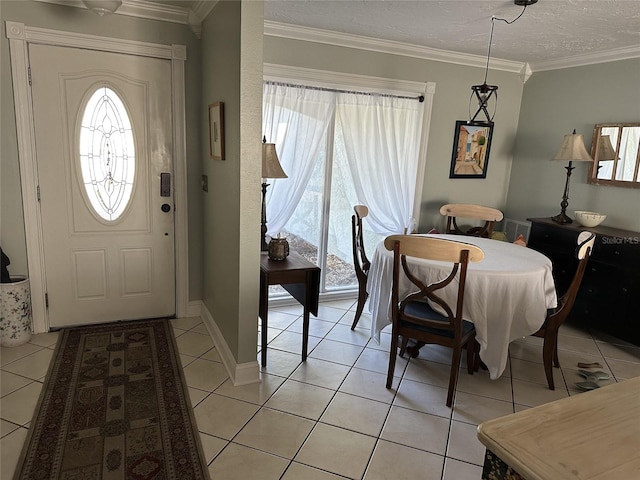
[37, 185, 41, 202]
[45, 293, 49, 309]
[28, 66, 32, 86]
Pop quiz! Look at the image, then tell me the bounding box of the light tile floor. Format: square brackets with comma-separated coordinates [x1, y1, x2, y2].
[2, 299, 640, 479]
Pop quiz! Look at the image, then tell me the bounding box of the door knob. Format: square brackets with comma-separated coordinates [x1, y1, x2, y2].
[161, 203, 171, 213]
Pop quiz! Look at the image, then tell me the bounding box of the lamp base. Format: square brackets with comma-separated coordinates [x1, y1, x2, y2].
[261, 181, 269, 251]
[552, 161, 575, 225]
[551, 212, 573, 224]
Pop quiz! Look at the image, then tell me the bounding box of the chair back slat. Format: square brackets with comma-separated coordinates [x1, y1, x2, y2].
[353, 204, 369, 219]
[577, 231, 596, 260]
[384, 234, 484, 263]
[439, 203, 503, 238]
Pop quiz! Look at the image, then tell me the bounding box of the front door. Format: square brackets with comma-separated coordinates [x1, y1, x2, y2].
[29, 44, 175, 328]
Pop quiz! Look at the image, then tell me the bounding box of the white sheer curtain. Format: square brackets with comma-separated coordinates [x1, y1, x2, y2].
[616, 126, 640, 182]
[262, 82, 335, 236]
[335, 93, 425, 235]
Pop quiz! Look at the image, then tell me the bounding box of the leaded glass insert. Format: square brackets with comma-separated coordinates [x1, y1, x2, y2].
[79, 86, 135, 221]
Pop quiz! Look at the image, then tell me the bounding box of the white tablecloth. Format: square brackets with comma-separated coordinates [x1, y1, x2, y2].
[367, 234, 557, 379]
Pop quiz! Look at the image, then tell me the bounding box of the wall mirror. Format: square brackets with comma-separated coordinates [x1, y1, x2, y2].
[588, 123, 640, 188]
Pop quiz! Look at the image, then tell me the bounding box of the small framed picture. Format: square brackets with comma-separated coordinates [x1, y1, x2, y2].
[209, 102, 225, 160]
[449, 120, 494, 178]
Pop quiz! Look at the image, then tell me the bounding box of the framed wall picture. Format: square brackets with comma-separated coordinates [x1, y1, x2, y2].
[449, 120, 494, 178]
[209, 102, 225, 160]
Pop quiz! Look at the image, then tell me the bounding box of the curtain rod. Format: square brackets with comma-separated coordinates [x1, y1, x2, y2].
[264, 80, 425, 103]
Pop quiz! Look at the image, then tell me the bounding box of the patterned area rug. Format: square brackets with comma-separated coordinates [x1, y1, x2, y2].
[14, 319, 209, 480]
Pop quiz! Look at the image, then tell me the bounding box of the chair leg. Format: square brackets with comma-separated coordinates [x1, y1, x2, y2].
[350, 285, 368, 330]
[466, 338, 476, 375]
[405, 340, 424, 358]
[553, 336, 560, 368]
[473, 340, 482, 372]
[386, 333, 399, 389]
[447, 346, 462, 407]
[542, 336, 555, 390]
[399, 336, 409, 358]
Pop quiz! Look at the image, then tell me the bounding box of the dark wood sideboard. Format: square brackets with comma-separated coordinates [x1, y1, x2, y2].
[527, 217, 640, 346]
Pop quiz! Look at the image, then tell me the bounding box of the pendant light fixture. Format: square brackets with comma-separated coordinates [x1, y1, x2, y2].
[470, 0, 538, 125]
[469, 22, 499, 125]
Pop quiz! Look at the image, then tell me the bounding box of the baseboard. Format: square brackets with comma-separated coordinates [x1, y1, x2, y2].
[186, 300, 203, 317]
[199, 303, 261, 386]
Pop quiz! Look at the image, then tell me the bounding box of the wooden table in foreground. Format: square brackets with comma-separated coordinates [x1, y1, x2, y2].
[259, 251, 320, 367]
[477, 376, 640, 480]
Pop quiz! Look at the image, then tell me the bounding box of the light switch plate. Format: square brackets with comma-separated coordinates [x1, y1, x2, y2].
[201, 174, 208, 192]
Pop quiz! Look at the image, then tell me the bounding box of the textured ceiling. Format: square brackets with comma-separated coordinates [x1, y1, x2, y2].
[156, 0, 640, 68]
[262, 0, 640, 66]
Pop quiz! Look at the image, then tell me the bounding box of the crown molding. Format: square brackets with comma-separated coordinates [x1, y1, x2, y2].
[191, 0, 217, 22]
[530, 44, 640, 72]
[264, 20, 525, 74]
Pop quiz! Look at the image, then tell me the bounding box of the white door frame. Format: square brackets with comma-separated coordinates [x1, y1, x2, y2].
[6, 22, 190, 333]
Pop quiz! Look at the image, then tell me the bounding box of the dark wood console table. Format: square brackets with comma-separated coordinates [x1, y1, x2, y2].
[527, 217, 640, 345]
[259, 251, 320, 367]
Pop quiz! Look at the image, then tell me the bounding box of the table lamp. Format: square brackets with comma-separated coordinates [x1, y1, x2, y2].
[261, 137, 287, 251]
[551, 130, 593, 224]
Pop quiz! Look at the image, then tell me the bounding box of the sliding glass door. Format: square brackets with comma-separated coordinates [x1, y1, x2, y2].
[263, 79, 428, 296]
[281, 128, 385, 293]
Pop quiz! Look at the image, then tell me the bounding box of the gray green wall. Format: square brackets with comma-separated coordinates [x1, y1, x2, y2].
[0, 0, 204, 299]
[263, 36, 525, 231]
[200, 0, 262, 364]
[506, 59, 640, 232]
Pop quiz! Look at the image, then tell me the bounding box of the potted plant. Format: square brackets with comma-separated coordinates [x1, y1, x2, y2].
[1, 247, 32, 346]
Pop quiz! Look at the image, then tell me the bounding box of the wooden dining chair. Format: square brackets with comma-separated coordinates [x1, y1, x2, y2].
[384, 234, 485, 407]
[350, 205, 371, 330]
[440, 203, 503, 238]
[532, 231, 596, 390]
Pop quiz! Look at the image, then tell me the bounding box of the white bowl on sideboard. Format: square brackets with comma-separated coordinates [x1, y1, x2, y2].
[574, 211, 606, 228]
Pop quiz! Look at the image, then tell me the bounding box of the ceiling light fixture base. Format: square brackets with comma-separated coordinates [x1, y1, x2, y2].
[82, 0, 122, 16]
[514, 0, 538, 6]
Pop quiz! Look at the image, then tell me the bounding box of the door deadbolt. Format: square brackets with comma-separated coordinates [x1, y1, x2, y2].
[160, 173, 171, 197]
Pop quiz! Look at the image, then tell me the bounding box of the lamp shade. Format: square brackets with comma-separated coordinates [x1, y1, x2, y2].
[597, 135, 617, 161]
[82, 0, 123, 16]
[262, 143, 287, 179]
[552, 131, 593, 162]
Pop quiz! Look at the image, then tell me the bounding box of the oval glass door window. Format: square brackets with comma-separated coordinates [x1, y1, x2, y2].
[79, 86, 135, 221]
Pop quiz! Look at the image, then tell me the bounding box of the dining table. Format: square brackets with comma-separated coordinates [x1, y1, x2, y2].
[366, 234, 558, 379]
